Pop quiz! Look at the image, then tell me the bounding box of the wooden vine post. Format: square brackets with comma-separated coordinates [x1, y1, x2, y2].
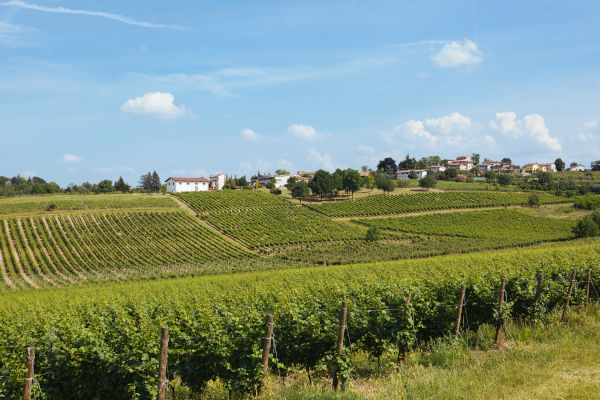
[22, 347, 35, 400]
[259, 314, 274, 396]
[332, 301, 348, 391]
[561, 269, 577, 322]
[585, 269, 591, 310]
[494, 278, 506, 346]
[455, 285, 466, 336]
[534, 274, 544, 305]
[157, 326, 169, 400]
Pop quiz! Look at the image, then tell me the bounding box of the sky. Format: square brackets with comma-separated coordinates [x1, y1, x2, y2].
[0, 0, 599, 186]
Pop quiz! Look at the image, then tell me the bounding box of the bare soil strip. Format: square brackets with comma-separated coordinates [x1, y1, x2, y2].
[41, 217, 87, 281]
[16, 219, 55, 286]
[0, 239, 15, 289]
[29, 218, 73, 284]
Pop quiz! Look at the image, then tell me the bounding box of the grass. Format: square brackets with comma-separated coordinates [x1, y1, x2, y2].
[174, 306, 600, 399]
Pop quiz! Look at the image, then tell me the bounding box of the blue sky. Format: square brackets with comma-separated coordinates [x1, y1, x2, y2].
[0, 0, 599, 186]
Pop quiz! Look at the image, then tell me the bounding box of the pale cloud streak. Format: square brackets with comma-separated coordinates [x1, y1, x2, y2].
[57, 154, 82, 164]
[240, 128, 261, 141]
[0, 1, 182, 29]
[288, 124, 319, 140]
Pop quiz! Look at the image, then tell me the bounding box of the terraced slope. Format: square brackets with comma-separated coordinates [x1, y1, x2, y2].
[0, 210, 254, 289]
[306, 191, 568, 217]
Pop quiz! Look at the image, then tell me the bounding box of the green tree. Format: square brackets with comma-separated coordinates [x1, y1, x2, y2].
[471, 153, 481, 165]
[332, 169, 345, 192]
[138, 172, 152, 191]
[97, 179, 114, 193]
[377, 157, 397, 174]
[291, 181, 310, 204]
[365, 226, 380, 242]
[528, 193, 540, 208]
[114, 176, 130, 193]
[497, 174, 514, 186]
[275, 169, 290, 175]
[343, 169, 361, 198]
[151, 171, 161, 192]
[285, 176, 298, 191]
[375, 173, 395, 194]
[309, 169, 334, 201]
[572, 216, 600, 238]
[398, 154, 417, 170]
[591, 161, 600, 171]
[418, 174, 437, 190]
[366, 174, 375, 192]
[501, 157, 512, 165]
[554, 158, 565, 172]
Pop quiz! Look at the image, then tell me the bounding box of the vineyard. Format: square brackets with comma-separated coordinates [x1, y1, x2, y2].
[176, 190, 288, 214]
[306, 191, 568, 217]
[0, 210, 254, 289]
[0, 194, 177, 215]
[354, 209, 576, 243]
[0, 241, 598, 398]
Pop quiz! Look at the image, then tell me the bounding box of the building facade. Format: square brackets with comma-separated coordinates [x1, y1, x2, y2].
[165, 177, 210, 193]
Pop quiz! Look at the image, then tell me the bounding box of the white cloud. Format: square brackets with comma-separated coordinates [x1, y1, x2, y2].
[425, 112, 471, 134]
[491, 112, 523, 137]
[584, 120, 598, 128]
[399, 119, 437, 143]
[308, 148, 334, 170]
[523, 114, 562, 151]
[93, 166, 135, 174]
[240, 128, 261, 141]
[0, 21, 29, 45]
[288, 124, 319, 140]
[577, 133, 595, 142]
[0, 1, 182, 29]
[431, 39, 482, 68]
[121, 92, 187, 119]
[490, 112, 561, 151]
[57, 153, 82, 164]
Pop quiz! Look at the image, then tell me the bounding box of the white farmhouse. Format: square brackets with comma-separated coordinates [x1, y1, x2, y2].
[165, 177, 210, 193]
[274, 175, 292, 189]
[397, 169, 428, 180]
[210, 174, 226, 190]
[567, 165, 585, 172]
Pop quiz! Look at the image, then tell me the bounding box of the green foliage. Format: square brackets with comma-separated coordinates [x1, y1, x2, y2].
[307, 192, 567, 217]
[572, 216, 600, 238]
[365, 226, 380, 242]
[354, 209, 576, 244]
[0, 243, 597, 397]
[574, 195, 600, 210]
[497, 174, 514, 186]
[375, 174, 395, 194]
[418, 174, 437, 190]
[309, 170, 335, 200]
[342, 169, 361, 197]
[528, 193, 540, 207]
[291, 181, 310, 201]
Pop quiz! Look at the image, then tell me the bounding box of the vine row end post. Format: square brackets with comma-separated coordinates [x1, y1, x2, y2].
[494, 278, 506, 346]
[157, 326, 169, 400]
[333, 301, 348, 391]
[22, 347, 35, 400]
[259, 313, 274, 396]
[561, 269, 577, 322]
[455, 285, 466, 337]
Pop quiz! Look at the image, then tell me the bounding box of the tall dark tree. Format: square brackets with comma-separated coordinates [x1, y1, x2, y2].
[592, 161, 600, 171]
[419, 174, 437, 191]
[139, 172, 153, 191]
[151, 171, 161, 192]
[96, 179, 114, 193]
[471, 153, 481, 165]
[377, 157, 397, 174]
[554, 158, 565, 172]
[291, 181, 310, 204]
[114, 176, 130, 193]
[501, 157, 512, 165]
[309, 169, 334, 201]
[332, 169, 345, 192]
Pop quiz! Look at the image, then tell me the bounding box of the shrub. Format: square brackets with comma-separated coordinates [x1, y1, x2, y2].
[270, 188, 282, 195]
[528, 193, 540, 208]
[46, 203, 56, 211]
[574, 195, 600, 210]
[572, 216, 600, 238]
[365, 226, 380, 242]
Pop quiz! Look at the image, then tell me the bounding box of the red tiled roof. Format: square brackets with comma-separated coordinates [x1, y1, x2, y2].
[165, 177, 209, 182]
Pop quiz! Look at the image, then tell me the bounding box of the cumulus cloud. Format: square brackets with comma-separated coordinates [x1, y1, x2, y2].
[523, 114, 561, 151]
[57, 153, 82, 164]
[431, 39, 482, 68]
[0, 1, 182, 29]
[288, 124, 319, 140]
[240, 128, 261, 141]
[121, 92, 187, 119]
[584, 120, 598, 129]
[398, 120, 437, 142]
[308, 148, 334, 170]
[425, 112, 471, 134]
[490, 112, 561, 151]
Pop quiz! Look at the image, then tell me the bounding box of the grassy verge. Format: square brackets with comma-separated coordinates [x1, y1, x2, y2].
[174, 306, 600, 399]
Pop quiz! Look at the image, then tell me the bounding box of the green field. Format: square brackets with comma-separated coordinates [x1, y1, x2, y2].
[0, 241, 597, 398]
[0, 193, 177, 215]
[306, 191, 568, 217]
[0, 210, 254, 289]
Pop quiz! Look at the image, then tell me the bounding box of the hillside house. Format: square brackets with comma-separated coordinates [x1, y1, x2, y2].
[428, 165, 446, 173]
[447, 155, 473, 171]
[567, 165, 585, 172]
[210, 174, 226, 190]
[492, 164, 521, 173]
[540, 163, 557, 173]
[477, 162, 500, 172]
[274, 175, 292, 189]
[297, 171, 316, 179]
[397, 169, 427, 180]
[165, 177, 209, 193]
[257, 174, 274, 187]
[522, 163, 540, 174]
